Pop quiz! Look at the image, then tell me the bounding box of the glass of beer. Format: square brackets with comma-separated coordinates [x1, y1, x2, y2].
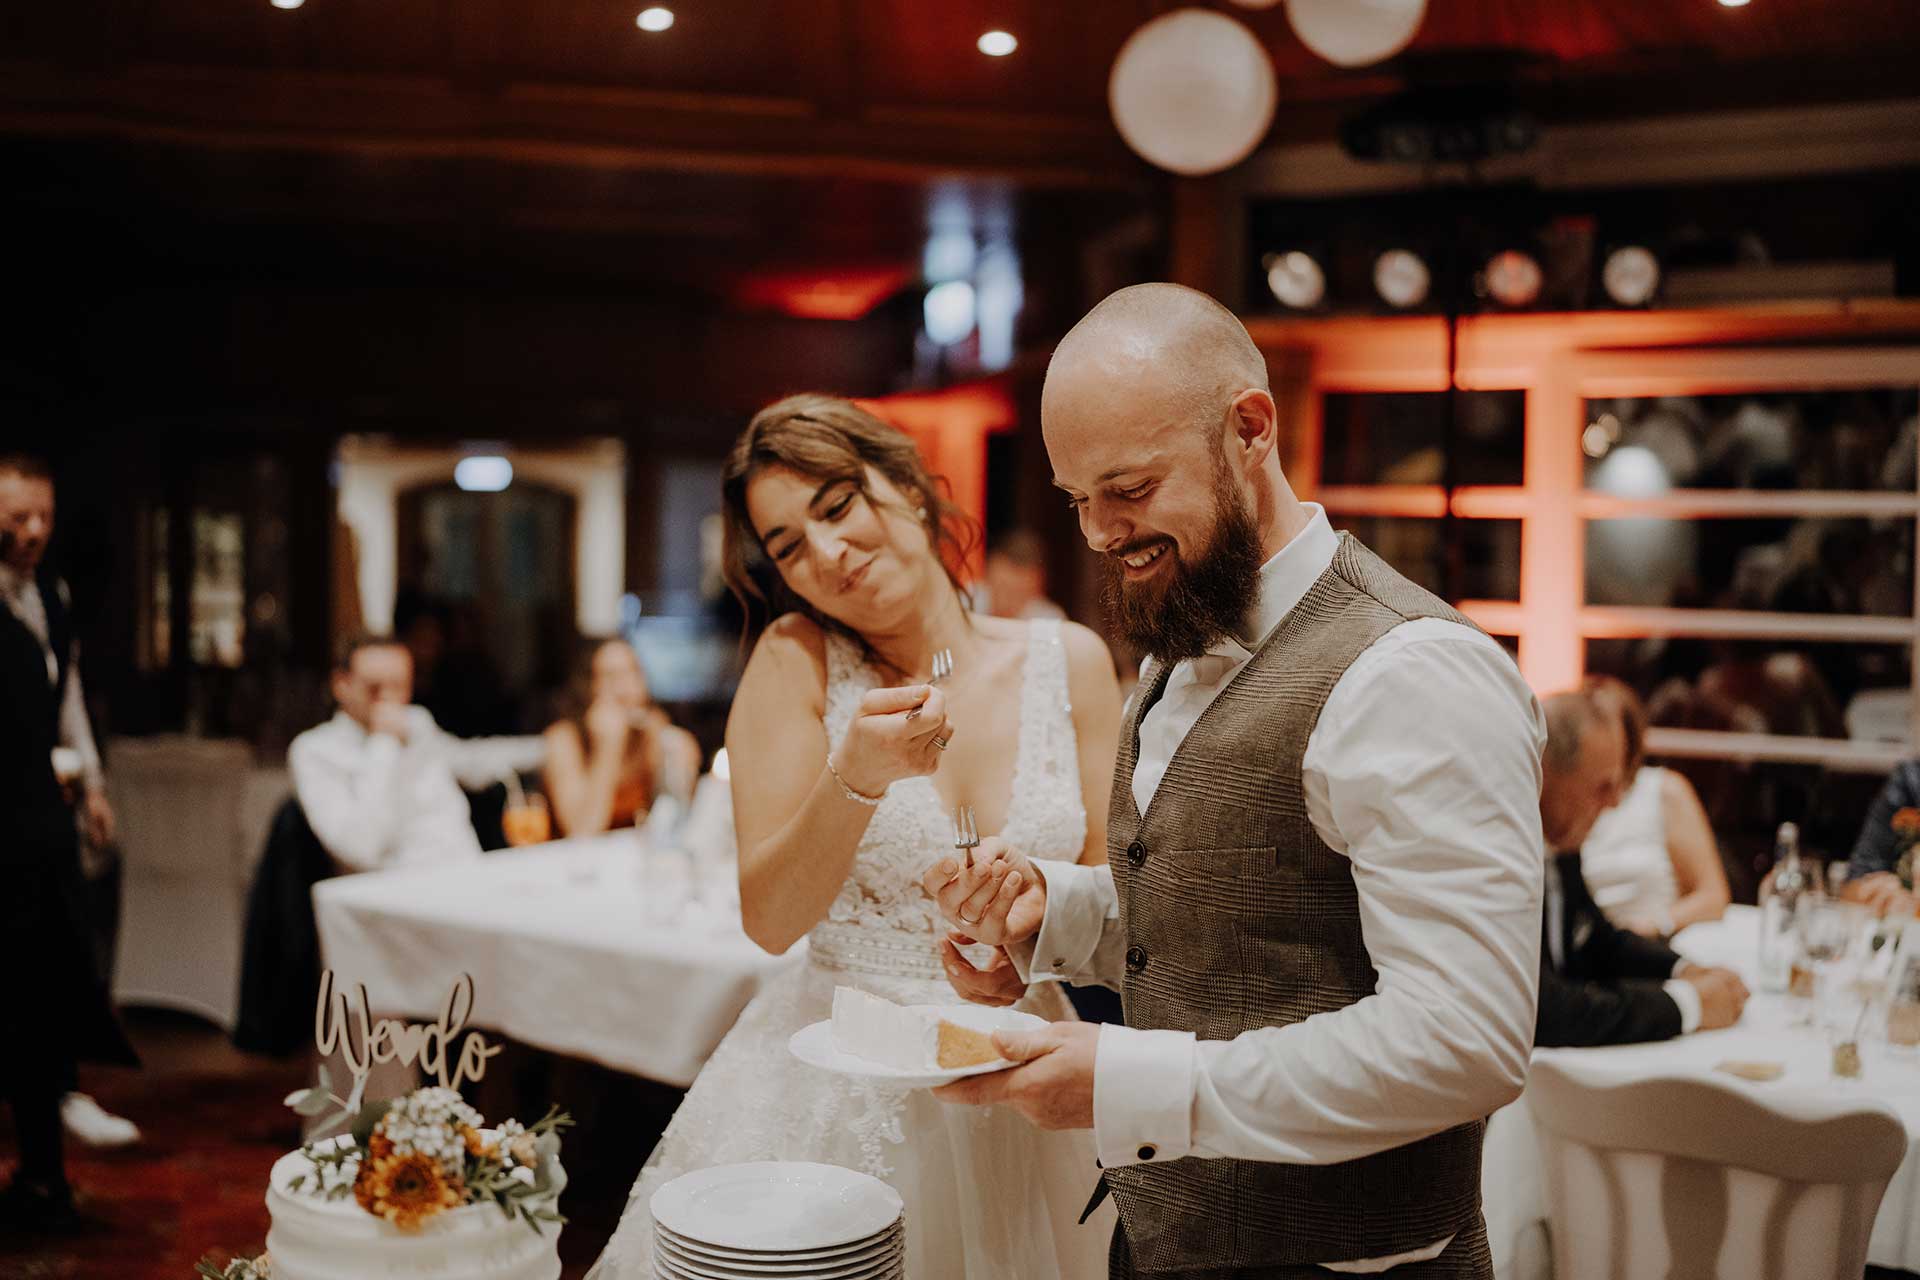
[503, 793, 551, 848]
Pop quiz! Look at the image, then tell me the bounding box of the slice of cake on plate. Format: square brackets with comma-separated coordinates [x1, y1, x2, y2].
[831, 987, 1005, 1070]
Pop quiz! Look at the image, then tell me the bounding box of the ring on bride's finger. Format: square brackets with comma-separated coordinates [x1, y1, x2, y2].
[933, 734, 952, 751]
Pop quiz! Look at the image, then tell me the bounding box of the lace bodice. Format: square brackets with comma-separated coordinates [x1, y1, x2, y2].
[808, 618, 1086, 979]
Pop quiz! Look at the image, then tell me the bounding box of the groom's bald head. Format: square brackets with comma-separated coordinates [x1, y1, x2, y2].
[1043, 283, 1269, 440]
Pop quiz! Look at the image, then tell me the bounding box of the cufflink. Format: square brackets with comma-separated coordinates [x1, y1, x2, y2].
[1137, 1144, 1156, 1161]
[1052, 958, 1066, 970]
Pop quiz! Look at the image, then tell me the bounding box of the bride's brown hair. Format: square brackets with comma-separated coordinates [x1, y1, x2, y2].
[720, 393, 979, 641]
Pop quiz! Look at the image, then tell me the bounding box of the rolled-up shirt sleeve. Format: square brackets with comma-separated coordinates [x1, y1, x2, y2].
[1010, 860, 1125, 989]
[1096, 624, 1545, 1168]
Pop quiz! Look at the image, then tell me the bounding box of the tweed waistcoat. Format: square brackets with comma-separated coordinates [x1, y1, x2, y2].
[1105, 534, 1488, 1271]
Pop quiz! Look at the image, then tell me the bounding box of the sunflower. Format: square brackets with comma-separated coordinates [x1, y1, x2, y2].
[354, 1153, 465, 1230]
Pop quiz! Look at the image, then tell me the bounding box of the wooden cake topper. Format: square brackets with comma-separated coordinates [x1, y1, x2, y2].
[313, 970, 503, 1111]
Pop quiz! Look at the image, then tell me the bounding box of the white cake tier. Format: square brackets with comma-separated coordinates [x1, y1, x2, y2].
[264, 1148, 564, 1280]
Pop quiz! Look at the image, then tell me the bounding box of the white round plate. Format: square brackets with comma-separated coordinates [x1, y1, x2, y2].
[650, 1162, 903, 1252]
[655, 1232, 902, 1279]
[788, 1005, 1045, 1088]
[657, 1259, 902, 1280]
[657, 1222, 901, 1267]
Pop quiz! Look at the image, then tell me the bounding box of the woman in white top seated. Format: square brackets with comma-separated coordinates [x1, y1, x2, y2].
[1581, 675, 1731, 937]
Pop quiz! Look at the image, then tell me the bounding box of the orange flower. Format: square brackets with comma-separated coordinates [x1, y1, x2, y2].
[461, 1126, 496, 1159]
[1894, 808, 1920, 836]
[354, 1153, 464, 1231]
[367, 1131, 395, 1162]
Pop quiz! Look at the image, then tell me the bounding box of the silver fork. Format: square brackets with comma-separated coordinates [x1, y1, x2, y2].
[907, 648, 954, 722]
[951, 804, 980, 866]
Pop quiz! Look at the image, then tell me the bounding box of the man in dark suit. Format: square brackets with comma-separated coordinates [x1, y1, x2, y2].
[0, 454, 137, 1232]
[1535, 689, 1748, 1047]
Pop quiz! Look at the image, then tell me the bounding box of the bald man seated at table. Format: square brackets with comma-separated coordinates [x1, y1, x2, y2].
[1536, 690, 1750, 1047]
[290, 633, 545, 873]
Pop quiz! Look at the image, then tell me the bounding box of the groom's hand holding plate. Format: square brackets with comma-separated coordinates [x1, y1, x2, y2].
[932, 1021, 1098, 1131]
[921, 837, 1047, 947]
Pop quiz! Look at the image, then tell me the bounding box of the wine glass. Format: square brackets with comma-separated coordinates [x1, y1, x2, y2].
[1798, 898, 1866, 1028]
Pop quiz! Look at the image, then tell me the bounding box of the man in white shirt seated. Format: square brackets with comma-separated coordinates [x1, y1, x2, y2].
[1535, 689, 1749, 1047]
[289, 633, 546, 874]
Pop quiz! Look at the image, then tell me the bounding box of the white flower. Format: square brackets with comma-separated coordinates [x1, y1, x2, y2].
[509, 1166, 536, 1187]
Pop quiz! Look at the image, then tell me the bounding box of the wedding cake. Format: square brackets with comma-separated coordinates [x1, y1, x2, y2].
[202, 1087, 570, 1280]
[198, 973, 570, 1280]
[831, 986, 1003, 1070]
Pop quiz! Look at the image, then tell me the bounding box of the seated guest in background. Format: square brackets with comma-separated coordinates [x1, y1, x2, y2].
[1537, 689, 1749, 1048]
[1581, 675, 1730, 937]
[1844, 756, 1920, 917]
[542, 636, 701, 837]
[968, 529, 1066, 620]
[289, 633, 544, 873]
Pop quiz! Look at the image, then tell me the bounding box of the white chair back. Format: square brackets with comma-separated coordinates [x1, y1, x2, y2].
[1527, 1057, 1905, 1280]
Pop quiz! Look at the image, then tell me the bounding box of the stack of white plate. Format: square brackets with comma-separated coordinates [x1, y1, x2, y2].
[650, 1162, 905, 1280]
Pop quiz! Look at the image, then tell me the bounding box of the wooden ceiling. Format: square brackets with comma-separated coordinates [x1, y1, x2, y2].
[3, 1, 1917, 309]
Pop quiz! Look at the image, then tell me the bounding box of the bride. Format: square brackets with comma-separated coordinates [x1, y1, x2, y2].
[590, 394, 1120, 1279]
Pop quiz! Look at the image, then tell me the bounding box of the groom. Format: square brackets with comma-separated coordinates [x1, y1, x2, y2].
[924, 284, 1545, 1278]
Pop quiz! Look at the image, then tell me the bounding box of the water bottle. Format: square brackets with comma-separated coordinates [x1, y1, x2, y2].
[1759, 822, 1809, 992]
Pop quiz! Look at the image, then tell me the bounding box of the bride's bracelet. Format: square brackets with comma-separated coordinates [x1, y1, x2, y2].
[825, 755, 885, 807]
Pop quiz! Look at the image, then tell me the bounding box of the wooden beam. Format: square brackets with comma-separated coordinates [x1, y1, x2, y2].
[0, 60, 1148, 189]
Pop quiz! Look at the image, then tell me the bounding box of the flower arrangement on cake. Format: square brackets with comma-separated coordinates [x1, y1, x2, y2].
[280, 1070, 571, 1235]
[194, 1254, 271, 1279]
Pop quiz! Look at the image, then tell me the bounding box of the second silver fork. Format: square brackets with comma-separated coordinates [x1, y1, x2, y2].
[952, 804, 980, 866]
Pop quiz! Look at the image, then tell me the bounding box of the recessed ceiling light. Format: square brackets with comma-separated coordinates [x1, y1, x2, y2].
[636, 7, 674, 32]
[978, 30, 1018, 57]
[270, 0, 305, 9]
[1717, 0, 1751, 7]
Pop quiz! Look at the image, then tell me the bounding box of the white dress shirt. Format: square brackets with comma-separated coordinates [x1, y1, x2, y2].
[288, 708, 546, 873]
[0, 565, 104, 790]
[1020, 506, 1546, 1273]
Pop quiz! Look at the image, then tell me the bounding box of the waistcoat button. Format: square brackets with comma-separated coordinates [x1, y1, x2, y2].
[1125, 840, 1146, 868]
[1125, 945, 1148, 972]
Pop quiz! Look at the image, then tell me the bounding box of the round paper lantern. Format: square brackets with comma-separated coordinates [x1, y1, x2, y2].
[1109, 10, 1277, 176]
[1284, 0, 1425, 67]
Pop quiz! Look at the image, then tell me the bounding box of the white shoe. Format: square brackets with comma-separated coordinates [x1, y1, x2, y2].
[61, 1092, 141, 1148]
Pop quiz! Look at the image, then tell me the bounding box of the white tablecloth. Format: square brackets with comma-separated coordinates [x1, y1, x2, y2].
[1486, 905, 1920, 1278]
[313, 834, 800, 1087]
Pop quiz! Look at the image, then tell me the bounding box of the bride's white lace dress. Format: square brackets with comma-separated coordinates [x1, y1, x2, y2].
[590, 618, 1114, 1279]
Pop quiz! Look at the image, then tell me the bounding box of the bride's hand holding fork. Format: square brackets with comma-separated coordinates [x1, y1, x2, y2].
[922, 836, 1047, 947]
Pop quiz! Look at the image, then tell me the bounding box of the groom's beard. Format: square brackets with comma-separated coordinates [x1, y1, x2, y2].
[1100, 464, 1264, 664]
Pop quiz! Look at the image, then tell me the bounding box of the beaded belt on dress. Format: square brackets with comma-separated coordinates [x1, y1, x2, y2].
[807, 922, 945, 981]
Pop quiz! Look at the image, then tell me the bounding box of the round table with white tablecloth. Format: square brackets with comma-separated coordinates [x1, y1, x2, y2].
[1485, 904, 1920, 1278]
[312, 832, 800, 1087]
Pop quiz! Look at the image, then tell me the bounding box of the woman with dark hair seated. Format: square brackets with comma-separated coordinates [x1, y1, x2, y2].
[542, 637, 701, 837]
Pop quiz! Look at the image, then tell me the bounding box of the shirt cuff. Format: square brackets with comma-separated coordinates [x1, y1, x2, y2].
[1093, 1024, 1195, 1169]
[1663, 978, 1702, 1034]
[1025, 860, 1111, 985]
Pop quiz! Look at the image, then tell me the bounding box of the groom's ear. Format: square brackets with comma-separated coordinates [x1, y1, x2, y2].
[1227, 389, 1279, 463]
